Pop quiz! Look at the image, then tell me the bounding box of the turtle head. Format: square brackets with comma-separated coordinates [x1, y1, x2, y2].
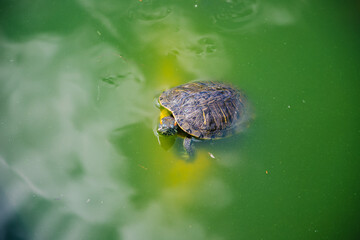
[158, 116, 178, 136]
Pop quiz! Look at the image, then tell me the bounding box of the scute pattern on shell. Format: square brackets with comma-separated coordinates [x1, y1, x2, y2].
[159, 81, 248, 139]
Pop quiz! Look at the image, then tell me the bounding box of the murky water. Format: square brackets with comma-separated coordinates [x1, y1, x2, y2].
[1, 0, 359, 239]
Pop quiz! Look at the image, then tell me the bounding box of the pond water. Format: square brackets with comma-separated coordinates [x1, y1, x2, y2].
[0, 0, 359, 239]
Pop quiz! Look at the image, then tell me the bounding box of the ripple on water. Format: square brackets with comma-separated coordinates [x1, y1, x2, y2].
[127, 0, 172, 22]
[101, 73, 142, 88]
[211, 0, 259, 31]
[184, 37, 218, 57]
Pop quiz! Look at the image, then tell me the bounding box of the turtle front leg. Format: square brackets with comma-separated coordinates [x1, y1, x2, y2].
[183, 136, 194, 159]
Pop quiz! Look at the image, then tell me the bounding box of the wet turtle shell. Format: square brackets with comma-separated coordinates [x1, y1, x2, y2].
[159, 81, 249, 139]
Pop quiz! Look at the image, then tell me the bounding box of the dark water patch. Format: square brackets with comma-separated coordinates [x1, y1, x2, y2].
[0, 189, 30, 240]
[0, 0, 87, 40]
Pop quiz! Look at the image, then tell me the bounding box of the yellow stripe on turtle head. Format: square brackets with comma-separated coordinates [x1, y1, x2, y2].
[160, 108, 172, 124]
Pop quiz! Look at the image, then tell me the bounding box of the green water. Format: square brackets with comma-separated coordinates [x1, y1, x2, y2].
[1, 0, 360, 239]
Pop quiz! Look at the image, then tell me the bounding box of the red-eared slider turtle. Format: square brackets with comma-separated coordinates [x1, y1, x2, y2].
[157, 81, 250, 157]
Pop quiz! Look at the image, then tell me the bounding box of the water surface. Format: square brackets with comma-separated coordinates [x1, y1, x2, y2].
[0, 0, 360, 239]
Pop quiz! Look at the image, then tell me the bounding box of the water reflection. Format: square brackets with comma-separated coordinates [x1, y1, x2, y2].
[110, 122, 234, 239]
[2, 0, 358, 238]
[77, 0, 230, 81]
[0, 17, 232, 240]
[0, 0, 260, 239]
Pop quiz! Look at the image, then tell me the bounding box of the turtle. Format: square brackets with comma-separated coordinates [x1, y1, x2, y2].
[157, 81, 250, 158]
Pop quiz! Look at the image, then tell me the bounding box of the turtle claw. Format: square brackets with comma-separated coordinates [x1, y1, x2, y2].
[183, 137, 195, 161]
[181, 151, 194, 162]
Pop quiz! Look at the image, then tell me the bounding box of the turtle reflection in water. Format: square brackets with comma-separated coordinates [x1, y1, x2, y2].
[157, 81, 251, 158]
